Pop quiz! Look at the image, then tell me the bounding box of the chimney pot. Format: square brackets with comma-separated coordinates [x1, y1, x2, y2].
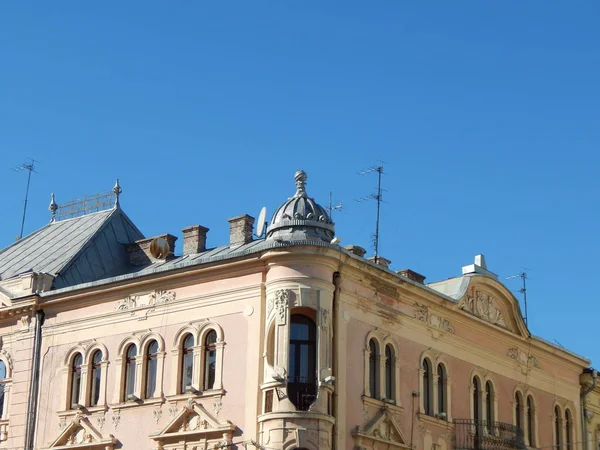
[367, 256, 391, 269]
[396, 269, 426, 284]
[228, 214, 255, 246]
[182, 225, 209, 255]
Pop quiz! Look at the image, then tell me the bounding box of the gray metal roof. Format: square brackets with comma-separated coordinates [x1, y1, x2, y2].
[0, 208, 144, 288]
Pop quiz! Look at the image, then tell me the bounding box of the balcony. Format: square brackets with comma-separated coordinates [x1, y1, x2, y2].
[453, 419, 526, 450]
[287, 376, 317, 411]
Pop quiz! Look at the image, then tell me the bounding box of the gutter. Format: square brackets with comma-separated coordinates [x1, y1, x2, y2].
[24, 308, 45, 450]
[581, 369, 598, 450]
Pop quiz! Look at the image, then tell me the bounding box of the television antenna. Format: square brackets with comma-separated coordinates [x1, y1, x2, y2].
[12, 158, 39, 240]
[255, 206, 267, 238]
[326, 191, 343, 220]
[506, 271, 528, 326]
[358, 164, 385, 263]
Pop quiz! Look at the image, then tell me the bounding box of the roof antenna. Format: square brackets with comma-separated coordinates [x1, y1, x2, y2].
[326, 191, 343, 220]
[12, 158, 38, 240]
[506, 271, 528, 326]
[358, 164, 385, 263]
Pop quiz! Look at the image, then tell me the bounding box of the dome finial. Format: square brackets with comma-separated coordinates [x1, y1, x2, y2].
[294, 170, 307, 197]
[113, 179, 122, 207]
[49, 193, 58, 222]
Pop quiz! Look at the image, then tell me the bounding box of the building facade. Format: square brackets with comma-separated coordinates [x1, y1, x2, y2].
[0, 171, 591, 450]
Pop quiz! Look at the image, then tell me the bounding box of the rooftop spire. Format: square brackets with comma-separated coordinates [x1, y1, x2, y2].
[49, 193, 58, 222]
[113, 179, 122, 207]
[294, 170, 307, 198]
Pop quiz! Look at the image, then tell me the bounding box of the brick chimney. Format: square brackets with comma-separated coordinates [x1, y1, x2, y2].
[228, 215, 255, 246]
[396, 269, 426, 284]
[344, 245, 367, 257]
[182, 225, 209, 255]
[367, 256, 391, 269]
[126, 234, 177, 266]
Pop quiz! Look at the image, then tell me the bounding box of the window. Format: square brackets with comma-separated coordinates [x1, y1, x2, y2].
[514, 392, 523, 430]
[288, 314, 317, 411]
[485, 381, 494, 431]
[89, 350, 102, 407]
[145, 340, 159, 398]
[180, 334, 194, 394]
[422, 359, 433, 415]
[385, 345, 394, 401]
[565, 408, 572, 450]
[124, 344, 136, 399]
[554, 406, 562, 448]
[70, 353, 83, 408]
[203, 330, 217, 391]
[369, 339, 379, 398]
[472, 377, 481, 421]
[526, 395, 535, 446]
[437, 364, 446, 417]
[0, 360, 6, 418]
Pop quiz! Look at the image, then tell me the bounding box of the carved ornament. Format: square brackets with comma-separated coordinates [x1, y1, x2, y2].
[274, 289, 289, 324]
[507, 347, 540, 369]
[413, 303, 454, 334]
[116, 289, 176, 311]
[460, 290, 507, 328]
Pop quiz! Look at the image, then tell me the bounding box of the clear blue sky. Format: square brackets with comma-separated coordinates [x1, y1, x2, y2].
[1, 3, 598, 365]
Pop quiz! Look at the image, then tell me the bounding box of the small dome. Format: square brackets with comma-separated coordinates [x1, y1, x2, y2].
[266, 170, 335, 242]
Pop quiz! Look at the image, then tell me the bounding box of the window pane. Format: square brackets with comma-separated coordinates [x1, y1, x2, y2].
[288, 315, 317, 411]
[369, 340, 378, 398]
[0, 361, 6, 380]
[527, 396, 534, 445]
[437, 365, 444, 414]
[90, 350, 102, 406]
[0, 384, 4, 418]
[146, 358, 157, 398]
[181, 352, 193, 393]
[125, 345, 136, 398]
[204, 347, 216, 390]
[385, 346, 393, 400]
[71, 354, 82, 407]
[423, 359, 431, 415]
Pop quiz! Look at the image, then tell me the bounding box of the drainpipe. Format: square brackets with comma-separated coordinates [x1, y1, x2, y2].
[331, 271, 341, 450]
[581, 369, 598, 450]
[24, 308, 45, 450]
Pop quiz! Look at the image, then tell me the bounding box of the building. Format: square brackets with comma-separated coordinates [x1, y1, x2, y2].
[0, 170, 591, 450]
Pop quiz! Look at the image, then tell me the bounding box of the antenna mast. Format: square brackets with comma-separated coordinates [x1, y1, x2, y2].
[506, 271, 528, 325]
[327, 191, 343, 220]
[13, 159, 38, 239]
[359, 165, 384, 263]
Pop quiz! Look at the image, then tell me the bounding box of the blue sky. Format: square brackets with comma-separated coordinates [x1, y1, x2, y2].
[1, 2, 599, 365]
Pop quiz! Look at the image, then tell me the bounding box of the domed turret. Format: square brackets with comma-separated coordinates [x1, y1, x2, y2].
[266, 170, 335, 242]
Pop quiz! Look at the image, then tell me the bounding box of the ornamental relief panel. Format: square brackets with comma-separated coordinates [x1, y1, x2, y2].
[413, 303, 455, 334]
[115, 289, 176, 312]
[507, 347, 540, 371]
[460, 290, 507, 328]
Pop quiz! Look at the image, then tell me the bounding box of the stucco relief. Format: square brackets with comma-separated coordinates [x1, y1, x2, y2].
[507, 347, 540, 369]
[115, 289, 176, 311]
[274, 289, 289, 324]
[460, 290, 507, 328]
[413, 303, 455, 334]
[353, 408, 409, 449]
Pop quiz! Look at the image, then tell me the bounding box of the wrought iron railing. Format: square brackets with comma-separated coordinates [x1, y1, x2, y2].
[287, 376, 317, 411]
[453, 419, 526, 450]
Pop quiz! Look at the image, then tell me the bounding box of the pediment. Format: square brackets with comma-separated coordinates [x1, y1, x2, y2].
[150, 399, 235, 443]
[457, 276, 528, 337]
[44, 413, 116, 449]
[352, 407, 410, 449]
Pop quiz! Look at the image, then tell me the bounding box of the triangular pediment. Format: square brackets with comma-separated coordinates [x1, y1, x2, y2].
[352, 407, 410, 449]
[456, 275, 529, 337]
[44, 413, 116, 449]
[150, 399, 235, 442]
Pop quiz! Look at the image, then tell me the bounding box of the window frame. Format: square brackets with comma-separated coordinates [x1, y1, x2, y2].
[70, 353, 84, 409]
[144, 340, 160, 399]
[88, 350, 103, 407]
[287, 313, 317, 411]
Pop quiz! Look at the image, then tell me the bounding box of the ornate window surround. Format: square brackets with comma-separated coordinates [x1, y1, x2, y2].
[169, 322, 225, 399]
[469, 369, 496, 428]
[364, 331, 400, 405]
[420, 350, 452, 421]
[62, 343, 109, 411]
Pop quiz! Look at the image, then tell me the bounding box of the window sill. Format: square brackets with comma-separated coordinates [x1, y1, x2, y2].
[0, 418, 8, 425]
[417, 413, 453, 429]
[57, 405, 108, 417]
[111, 397, 165, 410]
[166, 389, 225, 402]
[362, 396, 403, 413]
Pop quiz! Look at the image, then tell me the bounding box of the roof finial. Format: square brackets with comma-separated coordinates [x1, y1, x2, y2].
[294, 170, 307, 198]
[49, 193, 58, 222]
[113, 179, 122, 207]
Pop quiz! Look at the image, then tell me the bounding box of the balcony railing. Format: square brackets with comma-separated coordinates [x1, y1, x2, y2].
[453, 419, 526, 450]
[287, 376, 317, 411]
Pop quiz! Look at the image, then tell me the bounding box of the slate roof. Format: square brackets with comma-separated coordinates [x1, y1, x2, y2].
[0, 208, 144, 289]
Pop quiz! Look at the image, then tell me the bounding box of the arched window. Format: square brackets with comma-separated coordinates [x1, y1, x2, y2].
[554, 406, 562, 448]
[437, 364, 446, 417]
[124, 344, 136, 399]
[473, 377, 481, 421]
[368, 339, 379, 398]
[526, 395, 535, 446]
[203, 330, 217, 391]
[0, 360, 7, 418]
[145, 340, 159, 398]
[89, 350, 102, 406]
[385, 345, 394, 401]
[422, 359, 433, 415]
[514, 392, 523, 429]
[288, 314, 317, 411]
[565, 408, 572, 450]
[70, 353, 83, 408]
[485, 381, 494, 431]
[180, 334, 194, 394]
